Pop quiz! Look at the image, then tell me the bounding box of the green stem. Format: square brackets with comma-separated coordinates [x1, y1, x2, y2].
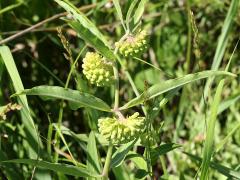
[102, 143, 113, 178]
[160, 156, 168, 177]
[113, 61, 119, 109]
[185, 0, 192, 73]
[116, 56, 147, 115]
[47, 123, 53, 158]
[53, 46, 86, 162]
[53, 103, 64, 162]
[101, 48, 119, 177]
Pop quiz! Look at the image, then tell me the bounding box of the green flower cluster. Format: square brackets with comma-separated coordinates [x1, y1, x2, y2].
[98, 112, 145, 144]
[82, 52, 114, 86]
[115, 30, 148, 57]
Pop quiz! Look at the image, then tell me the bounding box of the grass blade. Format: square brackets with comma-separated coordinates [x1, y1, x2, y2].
[185, 152, 240, 179]
[202, 0, 239, 103]
[218, 92, 240, 114]
[2, 159, 100, 178]
[126, 0, 138, 30]
[216, 120, 240, 153]
[13, 86, 111, 112]
[87, 131, 102, 178]
[133, 0, 148, 25]
[120, 70, 235, 110]
[0, 2, 23, 15]
[0, 46, 41, 157]
[0, 151, 23, 179]
[200, 79, 225, 179]
[112, 0, 127, 31]
[55, 0, 108, 46]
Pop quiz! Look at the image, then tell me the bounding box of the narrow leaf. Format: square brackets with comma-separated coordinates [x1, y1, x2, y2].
[133, 0, 148, 24]
[216, 121, 240, 153]
[55, 0, 108, 45]
[200, 79, 225, 179]
[13, 86, 111, 112]
[150, 143, 181, 165]
[112, 0, 127, 30]
[202, 0, 239, 102]
[126, 152, 149, 179]
[87, 132, 102, 176]
[111, 140, 136, 168]
[69, 21, 114, 60]
[0, 46, 41, 156]
[185, 152, 240, 179]
[55, 0, 114, 60]
[2, 159, 100, 178]
[218, 92, 240, 114]
[126, 0, 138, 28]
[126, 151, 148, 171]
[120, 70, 235, 110]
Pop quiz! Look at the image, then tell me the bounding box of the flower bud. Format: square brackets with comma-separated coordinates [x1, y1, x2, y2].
[115, 30, 148, 58]
[82, 52, 114, 86]
[98, 112, 145, 144]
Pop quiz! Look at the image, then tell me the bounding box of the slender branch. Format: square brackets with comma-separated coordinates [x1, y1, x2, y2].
[0, 3, 96, 45]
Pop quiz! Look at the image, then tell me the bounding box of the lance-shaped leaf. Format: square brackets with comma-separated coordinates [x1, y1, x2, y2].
[69, 21, 114, 60]
[120, 70, 235, 110]
[133, 0, 148, 25]
[111, 140, 136, 168]
[185, 152, 240, 179]
[150, 143, 181, 165]
[2, 159, 100, 178]
[0, 46, 41, 157]
[87, 131, 102, 179]
[55, 0, 114, 60]
[13, 86, 111, 112]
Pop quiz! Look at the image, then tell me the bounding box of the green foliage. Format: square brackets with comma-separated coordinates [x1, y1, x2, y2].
[0, 0, 239, 179]
[2, 159, 100, 178]
[14, 85, 112, 112]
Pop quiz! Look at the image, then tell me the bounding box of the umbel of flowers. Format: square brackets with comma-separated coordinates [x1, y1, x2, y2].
[115, 30, 148, 58]
[98, 112, 145, 144]
[82, 52, 115, 87]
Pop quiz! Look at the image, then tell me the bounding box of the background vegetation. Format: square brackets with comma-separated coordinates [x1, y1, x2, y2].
[0, 0, 240, 179]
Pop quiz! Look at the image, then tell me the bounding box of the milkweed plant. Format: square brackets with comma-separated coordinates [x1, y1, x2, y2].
[0, 0, 239, 179]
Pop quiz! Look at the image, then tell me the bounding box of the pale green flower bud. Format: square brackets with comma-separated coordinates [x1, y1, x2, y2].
[98, 112, 146, 144]
[115, 30, 148, 58]
[82, 52, 115, 87]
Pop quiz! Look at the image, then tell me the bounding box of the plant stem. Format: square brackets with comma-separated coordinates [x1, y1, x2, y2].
[53, 46, 86, 162]
[113, 61, 119, 109]
[102, 143, 113, 179]
[185, 0, 192, 73]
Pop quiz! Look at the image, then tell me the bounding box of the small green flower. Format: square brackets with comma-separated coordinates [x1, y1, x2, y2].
[115, 30, 148, 58]
[82, 52, 114, 87]
[98, 112, 145, 144]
